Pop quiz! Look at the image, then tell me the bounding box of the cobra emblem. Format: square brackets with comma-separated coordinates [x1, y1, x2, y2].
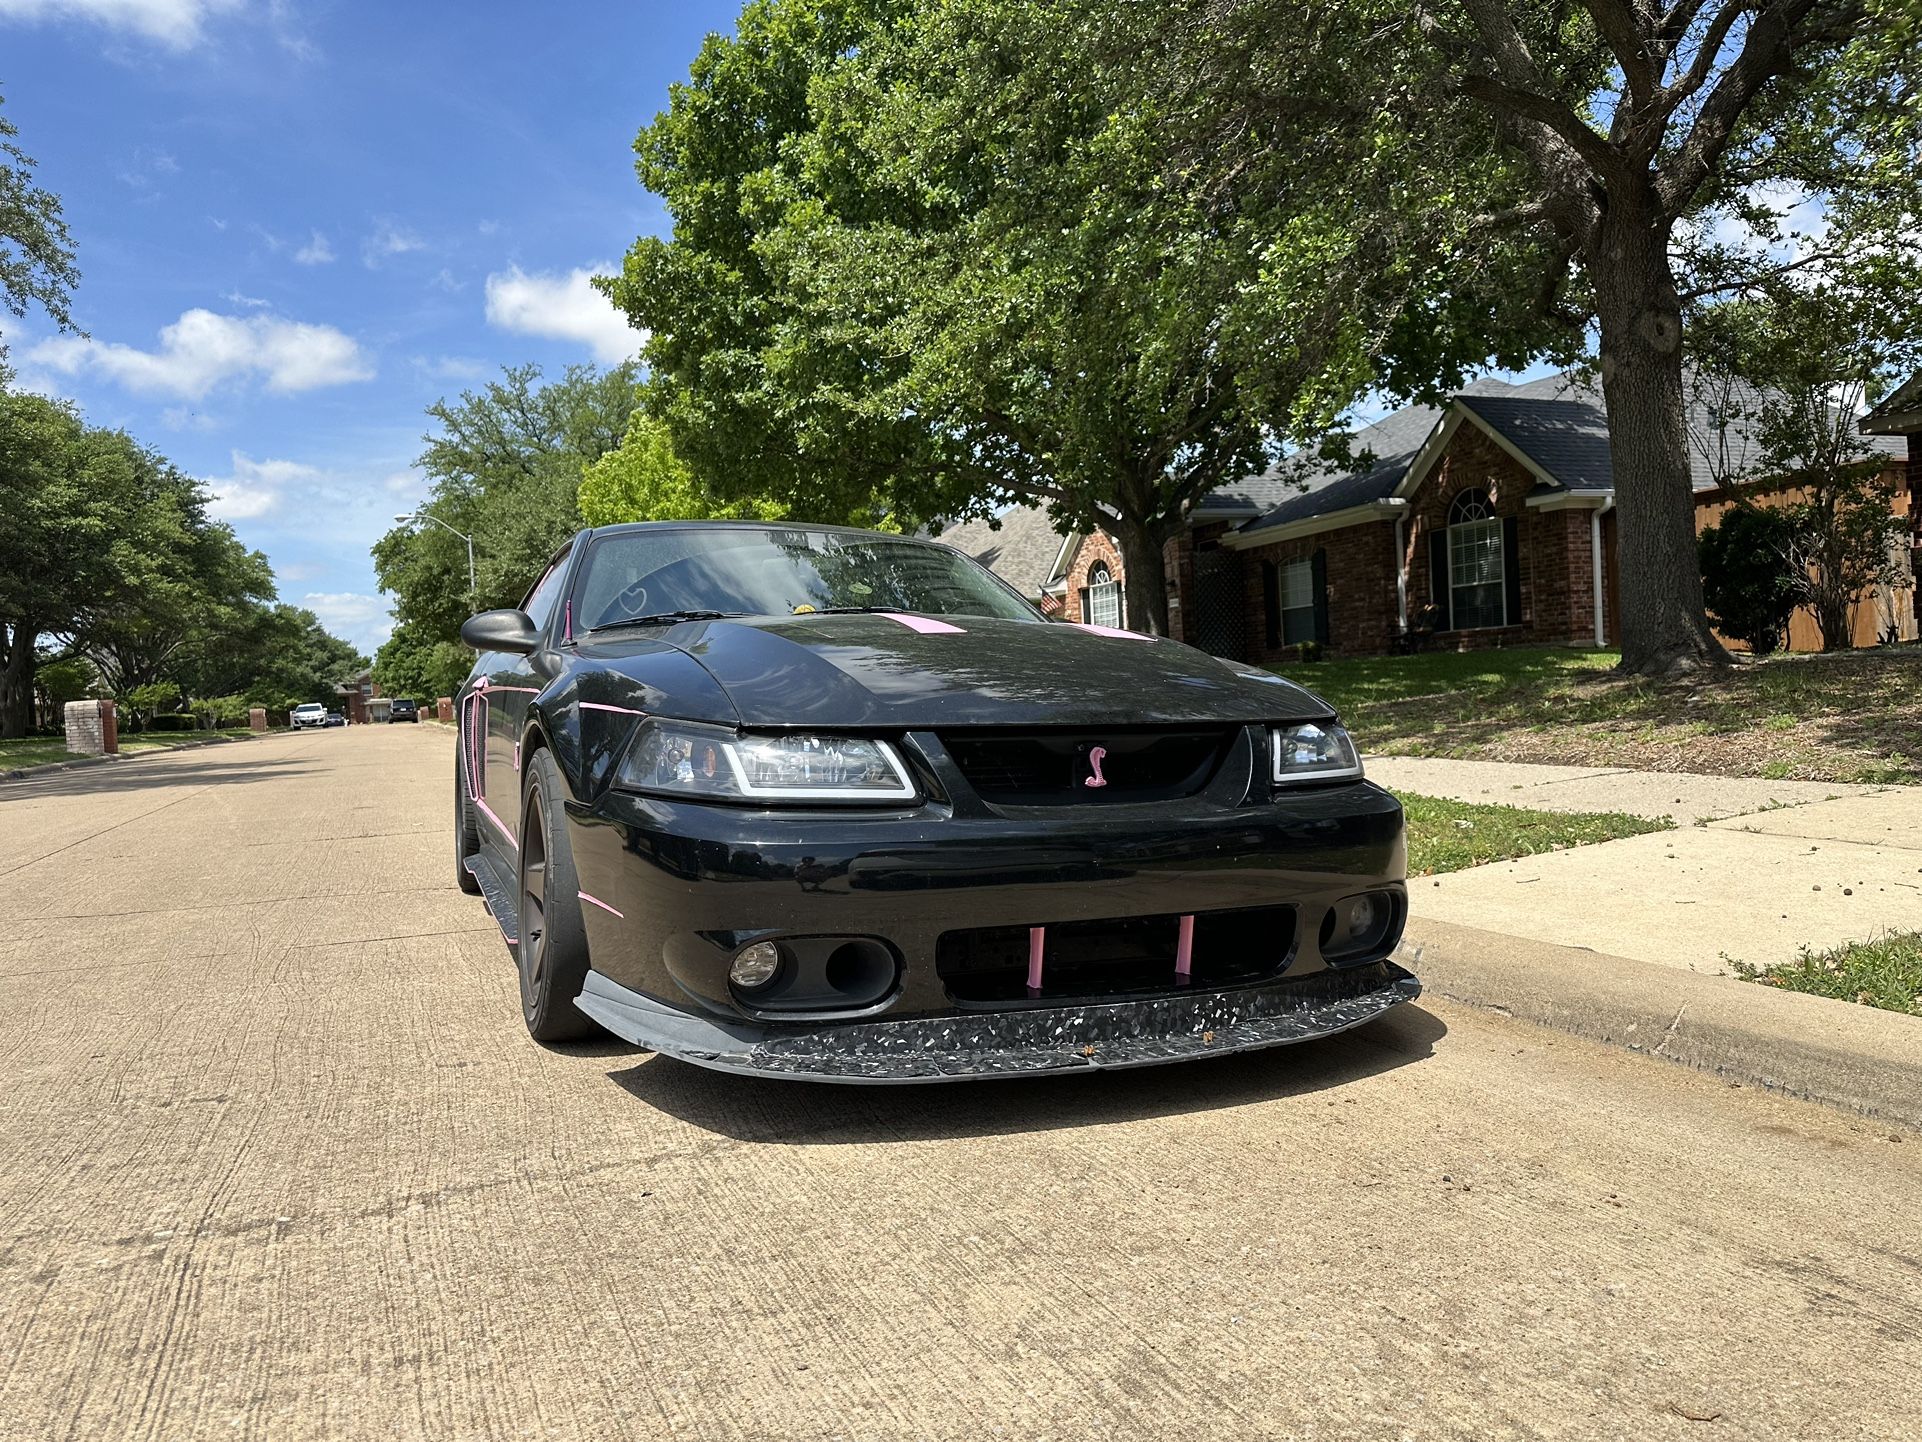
[1084, 745, 1109, 789]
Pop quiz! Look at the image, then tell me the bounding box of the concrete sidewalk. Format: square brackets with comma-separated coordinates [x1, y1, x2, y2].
[1376, 756, 1921, 973]
[1367, 754, 1888, 825]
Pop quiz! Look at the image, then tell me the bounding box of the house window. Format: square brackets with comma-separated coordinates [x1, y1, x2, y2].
[1084, 562, 1122, 629]
[1279, 558, 1316, 644]
[1446, 489, 1506, 630]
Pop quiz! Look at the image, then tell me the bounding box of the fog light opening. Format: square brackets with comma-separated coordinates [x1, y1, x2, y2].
[824, 939, 897, 1006]
[730, 940, 783, 991]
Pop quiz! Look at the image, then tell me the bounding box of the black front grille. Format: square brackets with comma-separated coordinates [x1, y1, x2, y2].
[940, 728, 1234, 804]
[937, 905, 1298, 1006]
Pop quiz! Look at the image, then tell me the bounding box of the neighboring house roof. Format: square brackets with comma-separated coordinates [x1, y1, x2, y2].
[931, 504, 1072, 599]
[1863, 370, 1922, 435]
[1233, 370, 1905, 541]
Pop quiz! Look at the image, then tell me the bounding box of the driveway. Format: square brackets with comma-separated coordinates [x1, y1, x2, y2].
[2, 730, 1920, 1441]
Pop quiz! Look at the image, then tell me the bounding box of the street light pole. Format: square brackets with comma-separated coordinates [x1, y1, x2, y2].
[395, 513, 476, 606]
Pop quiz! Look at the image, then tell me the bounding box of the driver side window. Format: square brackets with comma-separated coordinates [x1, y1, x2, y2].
[521, 554, 570, 634]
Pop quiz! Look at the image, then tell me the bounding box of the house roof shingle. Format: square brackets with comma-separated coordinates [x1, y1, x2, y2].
[930, 504, 1070, 598]
[1238, 370, 1905, 537]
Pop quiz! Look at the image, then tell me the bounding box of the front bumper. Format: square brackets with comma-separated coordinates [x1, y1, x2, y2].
[577, 959, 1419, 1083]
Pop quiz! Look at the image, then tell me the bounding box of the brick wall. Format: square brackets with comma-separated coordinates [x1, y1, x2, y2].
[1404, 425, 1603, 651]
[1238, 522, 1400, 662]
[1063, 530, 1126, 624]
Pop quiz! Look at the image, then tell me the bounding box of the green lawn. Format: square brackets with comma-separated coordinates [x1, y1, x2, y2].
[1400, 792, 1671, 876]
[1730, 932, 1922, 1017]
[0, 728, 268, 771]
[1271, 644, 1922, 785]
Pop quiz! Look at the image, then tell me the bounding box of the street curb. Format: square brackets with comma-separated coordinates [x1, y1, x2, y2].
[0, 731, 268, 783]
[1398, 917, 1922, 1132]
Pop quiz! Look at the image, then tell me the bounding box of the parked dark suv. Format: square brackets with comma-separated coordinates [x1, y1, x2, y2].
[388, 698, 420, 723]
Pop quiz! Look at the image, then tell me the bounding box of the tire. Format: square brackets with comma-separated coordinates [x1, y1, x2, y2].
[454, 734, 483, 895]
[517, 747, 599, 1042]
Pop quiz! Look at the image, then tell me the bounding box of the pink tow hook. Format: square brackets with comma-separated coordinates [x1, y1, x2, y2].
[1028, 926, 1046, 996]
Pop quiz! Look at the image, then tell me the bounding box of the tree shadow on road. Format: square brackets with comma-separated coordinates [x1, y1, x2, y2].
[602, 1004, 1445, 1144]
[0, 754, 318, 801]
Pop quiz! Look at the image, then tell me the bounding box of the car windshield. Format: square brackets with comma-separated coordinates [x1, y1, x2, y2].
[576, 527, 1040, 631]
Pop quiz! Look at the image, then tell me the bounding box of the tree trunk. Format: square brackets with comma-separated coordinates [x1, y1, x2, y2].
[1, 623, 37, 739]
[1590, 208, 1730, 676]
[1111, 519, 1172, 636]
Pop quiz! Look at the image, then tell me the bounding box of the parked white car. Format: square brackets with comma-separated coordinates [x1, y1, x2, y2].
[291, 703, 329, 729]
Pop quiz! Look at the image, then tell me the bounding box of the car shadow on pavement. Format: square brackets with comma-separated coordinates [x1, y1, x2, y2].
[0, 755, 317, 800]
[601, 1005, 1446, 1144]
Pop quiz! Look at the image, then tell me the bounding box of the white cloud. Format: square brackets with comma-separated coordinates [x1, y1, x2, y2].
[302, 591, 394, 650]
[362, 220, 425, 267]
[27, 308, 373, 399]
[413, 354, 489, 382]
[201, 451, 324, 520]
[293, 231, 335, 265]
[483, 262, 642, 364]
[222, 289, 269, 308]
[0, 0, 243, 48]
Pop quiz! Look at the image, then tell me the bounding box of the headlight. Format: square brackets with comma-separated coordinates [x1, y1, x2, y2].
[618, 718, 918, 803]
[1271, 722, 1363, 785]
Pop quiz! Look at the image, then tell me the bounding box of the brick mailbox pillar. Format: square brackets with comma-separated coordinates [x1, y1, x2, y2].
[437, 696, 454, 722]
[249, 706, 269, 732]
[65, 699, 119, 756]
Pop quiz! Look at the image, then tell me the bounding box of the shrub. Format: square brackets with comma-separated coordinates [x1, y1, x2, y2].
[1699, 506, 1799, 654]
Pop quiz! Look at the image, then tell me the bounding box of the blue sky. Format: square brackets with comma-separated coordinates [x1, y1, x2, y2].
[1, 0, 742, 656]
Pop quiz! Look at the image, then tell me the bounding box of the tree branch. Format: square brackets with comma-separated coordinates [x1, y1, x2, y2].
[1657, 0, 1844, 212]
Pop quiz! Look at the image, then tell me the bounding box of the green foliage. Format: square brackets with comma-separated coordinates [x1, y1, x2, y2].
[1692, 284, 1917, 650]
[1732, 932, 1922, 1017]
[0, 89, 79, 341]
[579, 410, 788, 527]
[1401, 793, 1671, 877]
[372, 363, 638, 675]
[373, 619, 473, 706]
[33, 655, 96, 711]
[605, 0, 1495, 633]
[125, 681, 181, 720]
[1699, 506, 1800, 654]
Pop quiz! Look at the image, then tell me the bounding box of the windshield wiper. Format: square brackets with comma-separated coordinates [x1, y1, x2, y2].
[590, 609, 741, 633]
[803, 606, 901, 615]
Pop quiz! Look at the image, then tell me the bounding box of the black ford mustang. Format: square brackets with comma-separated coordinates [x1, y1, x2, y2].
[455, 521, 1417, 1082]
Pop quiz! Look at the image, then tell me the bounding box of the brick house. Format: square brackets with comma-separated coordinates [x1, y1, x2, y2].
[936, 506, 1142, 627]
[1209, 373, 1913, 662]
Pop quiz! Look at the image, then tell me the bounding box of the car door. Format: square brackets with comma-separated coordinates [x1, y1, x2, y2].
[481, 549, 572, 846]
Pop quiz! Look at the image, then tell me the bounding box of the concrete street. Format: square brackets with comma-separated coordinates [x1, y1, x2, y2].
[3, 729, 1920, 1441]
[1371, 756, 1922, 973]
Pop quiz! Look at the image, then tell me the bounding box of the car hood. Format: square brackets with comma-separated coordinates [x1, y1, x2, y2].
[621, 613, 1333, 729]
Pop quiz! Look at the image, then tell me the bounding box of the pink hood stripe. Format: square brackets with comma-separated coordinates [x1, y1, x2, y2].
[1069, 622, 1149, 641]
[579, 701, 647, 716]
[878, 612, 965, 635]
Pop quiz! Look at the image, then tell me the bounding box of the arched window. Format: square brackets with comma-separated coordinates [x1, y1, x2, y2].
[1446, 488, 1506, 629]
[1083, 560, 1123, 629]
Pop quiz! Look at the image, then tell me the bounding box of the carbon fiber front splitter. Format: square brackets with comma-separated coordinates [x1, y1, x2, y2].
[574, 961, 1420, 1084]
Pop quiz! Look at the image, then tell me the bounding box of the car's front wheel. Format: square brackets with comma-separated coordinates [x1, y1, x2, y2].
[517, 747, 599, 1042]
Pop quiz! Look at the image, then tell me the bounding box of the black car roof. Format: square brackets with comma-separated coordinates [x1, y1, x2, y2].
[581, 520, 930, 541]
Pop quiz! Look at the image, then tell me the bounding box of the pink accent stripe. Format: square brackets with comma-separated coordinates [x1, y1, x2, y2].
[1070, 622, 1150, 641]
[579, 701, 647, 716]
[1027, 926, 1045, 994]
[486, 685, 542, 694]
[563, 598, 573, 642]
[1175, 914, 1194, 983]
[577, 890, 625, 918]
[472, 796, 516, 851]
[878, 612, 965, 635]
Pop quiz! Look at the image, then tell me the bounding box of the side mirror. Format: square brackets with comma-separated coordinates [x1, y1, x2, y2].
[460, 608, 540, 654]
